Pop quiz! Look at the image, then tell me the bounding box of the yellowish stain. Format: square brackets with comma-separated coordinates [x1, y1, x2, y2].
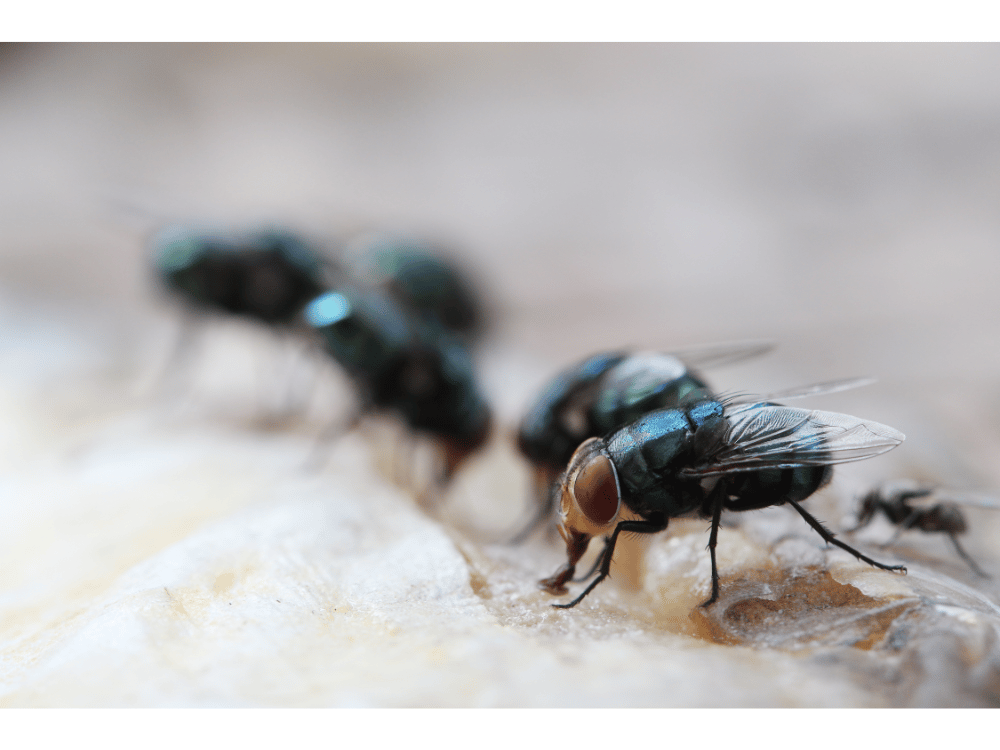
[213, 571, 236, 595]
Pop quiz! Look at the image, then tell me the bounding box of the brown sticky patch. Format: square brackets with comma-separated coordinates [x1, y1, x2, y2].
[849, 603, 920, 651]
[468, 568, 492, 600]
[689, 567, 920, 651]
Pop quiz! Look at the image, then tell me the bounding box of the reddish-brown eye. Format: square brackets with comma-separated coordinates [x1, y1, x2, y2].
[573, 453, 620, 526]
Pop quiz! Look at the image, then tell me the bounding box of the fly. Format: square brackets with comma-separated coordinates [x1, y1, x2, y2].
[847, 479, 998, 578]
[514, 342, 771, 541]
[539, 391, 906, 608]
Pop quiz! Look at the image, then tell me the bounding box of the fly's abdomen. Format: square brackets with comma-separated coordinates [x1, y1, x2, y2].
[723, 466, 832, 511]
[590, 373, 710, 436]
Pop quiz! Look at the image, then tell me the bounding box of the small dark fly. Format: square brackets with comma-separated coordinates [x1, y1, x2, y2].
[513, 342, 772, 540]
[538, 390, 906, 609]
[303, 286, 491, 484]
[345, 235, 486, 343]
[150, 226, 338, 410]
[154, 226, 331, 325]
[847, 479, 999, 577]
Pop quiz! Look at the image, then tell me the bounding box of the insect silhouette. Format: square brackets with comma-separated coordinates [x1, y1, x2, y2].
[304, 286, 491, 485]
[345, 235, 487, 343]
[847, 479, 998, 578]
[154, 226, 331, 325]
[150, 226, 339, 410]
[514, 342, 772, 541]
[538, 391, 906, 609]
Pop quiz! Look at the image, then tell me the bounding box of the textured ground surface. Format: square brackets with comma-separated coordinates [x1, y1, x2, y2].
[3, 44, 1000, 707]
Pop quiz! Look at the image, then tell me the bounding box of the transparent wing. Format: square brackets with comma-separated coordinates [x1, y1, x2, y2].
[665, 340, 774, 370]
[866, 479, 1000, 510]
[726, 377, 876, 404]
[929, 490, 1000, 510]
[680, 402, 905, 478]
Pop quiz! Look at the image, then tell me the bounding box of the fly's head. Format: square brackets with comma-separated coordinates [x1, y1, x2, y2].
[555, 437, 623, 567]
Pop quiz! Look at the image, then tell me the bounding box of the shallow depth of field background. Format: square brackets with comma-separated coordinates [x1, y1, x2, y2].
[3, 44, 1000, 706]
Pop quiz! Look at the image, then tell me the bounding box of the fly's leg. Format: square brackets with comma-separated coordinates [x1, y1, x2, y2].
[138, 308, 202, 400]
[573, 538, 610, 582]
[302, 407, 364, 471]
[947, 532, 990, 578]
[508, 500, 551, 545]
[701, 483, 726, 607]
[508, 471, 558, 545]
[785, 497, 907, 574]
[881, 509, 921, 548]
[553, 517, 666, 609]
[275, 333, 320, 418]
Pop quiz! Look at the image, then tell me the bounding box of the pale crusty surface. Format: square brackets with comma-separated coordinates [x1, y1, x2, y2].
[3, 45, 1000, 707]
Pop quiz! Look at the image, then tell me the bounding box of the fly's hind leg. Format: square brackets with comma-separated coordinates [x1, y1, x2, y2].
[785, 497, 907, 575]
[947, 532, 990, 578]
[701, 482, 726, 607]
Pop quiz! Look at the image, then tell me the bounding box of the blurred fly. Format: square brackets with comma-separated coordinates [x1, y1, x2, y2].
[150, 226, 337, 410]
[304, 286, 491, 486]
[848, 479, 999, 577]
[345, 234, 487, 344]
[154, 226, 331, 325]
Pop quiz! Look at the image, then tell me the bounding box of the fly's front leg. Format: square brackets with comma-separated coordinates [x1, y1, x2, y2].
[552, 516, 666, 609]
[539, 529, 591, 596]
[573, 537, 611, 582]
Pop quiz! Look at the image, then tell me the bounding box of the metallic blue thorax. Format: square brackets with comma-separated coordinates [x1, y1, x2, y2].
[606, 400, 724, 517]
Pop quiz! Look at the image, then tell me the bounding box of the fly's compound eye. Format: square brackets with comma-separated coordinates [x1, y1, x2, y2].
[559, 439, 621, 538]
[573, 452, 620, 526]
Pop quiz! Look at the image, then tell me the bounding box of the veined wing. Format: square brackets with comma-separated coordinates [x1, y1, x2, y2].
[680, 402, 905, 478]
[666, 340, 774, 370]
[726, 377, 876, 404]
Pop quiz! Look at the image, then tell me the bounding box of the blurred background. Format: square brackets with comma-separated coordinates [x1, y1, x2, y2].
[4, 44, 1000, 706]
[5, 44, 1000, 482]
